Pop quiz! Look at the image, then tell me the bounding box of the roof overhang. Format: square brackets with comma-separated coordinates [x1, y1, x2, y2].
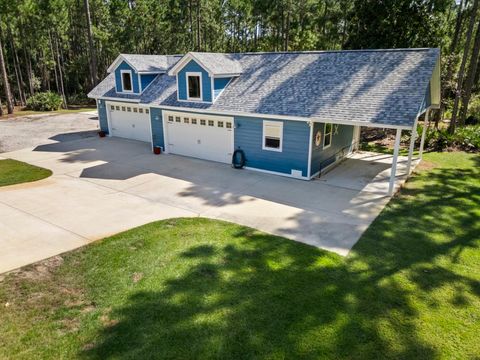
[107, 55, 165, 74]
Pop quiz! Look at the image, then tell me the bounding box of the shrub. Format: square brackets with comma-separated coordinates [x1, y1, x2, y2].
[26, 92, 63, 111]
[454, 125, 480, 150]
[67, 93, 95, 106]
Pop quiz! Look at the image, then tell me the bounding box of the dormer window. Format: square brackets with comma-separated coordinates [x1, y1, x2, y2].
[186, 72, 202, 100]
[121, 70, 133, 92]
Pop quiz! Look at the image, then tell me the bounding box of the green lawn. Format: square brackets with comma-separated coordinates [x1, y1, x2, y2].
[0, 159, 52, 187]
[0, 152, 479, 359]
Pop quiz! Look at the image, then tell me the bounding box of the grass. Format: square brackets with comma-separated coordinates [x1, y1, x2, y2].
[0, 151, 479, 359]
[0, 159, 52, 187]
[0, 106, 96, 120]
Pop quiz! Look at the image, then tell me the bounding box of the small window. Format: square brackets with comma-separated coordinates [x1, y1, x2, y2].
[110, 105, 115, 110]
[200, 119, 206, 126]
[226, 122, 232, 129]
[208, 120, 214, 127]
[187, 74, 201, 99]
[168, 115, 174, 122]
[121, 106, 126, 111]
[121, 71, 133, 92]
[127, 107, 131, 112]
[217, 121, 224, 128]
[139, 108, 143, 113]
[145, 109, 149, 114]
[133, 107, 138, 113]
[175, 116, 181, 122]
[191, 118, 197, 124]
[184, 117, 189, 124]
[324, 123, 332, 148]
[263, 120, 283, 152]
[116, 106, 120, 111]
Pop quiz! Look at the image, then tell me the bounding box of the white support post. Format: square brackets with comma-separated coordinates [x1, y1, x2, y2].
[388, 128, 402, 196]
[406, 118, 418, 175]
[419, 109, 430, 160]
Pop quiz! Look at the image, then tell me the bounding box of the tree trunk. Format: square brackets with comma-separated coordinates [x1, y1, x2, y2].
[196, 0, 201, 51]
[459, 18, 480, 125]
[0, 26, 14, 114]
[449, 0, 479, 134]
[54, 33, 67, 108]
[49, 31, 60, 93]
[84, 0, 98, 87]
[8, 26, 26, 106]
[284, 2, 290, 51]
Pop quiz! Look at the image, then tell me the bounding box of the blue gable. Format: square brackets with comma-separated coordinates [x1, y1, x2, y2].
[213, 77, 232, 99]
[177, 59, 212, 102]
[115, 61, 140, 93]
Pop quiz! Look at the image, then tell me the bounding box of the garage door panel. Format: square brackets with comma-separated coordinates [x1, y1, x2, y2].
[108, 102, 151, 143]
[166, 112, 233, 164]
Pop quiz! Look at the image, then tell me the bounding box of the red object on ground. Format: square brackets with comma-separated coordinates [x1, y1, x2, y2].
[98, 131, 106, 138]
[153, 146, 161, 155]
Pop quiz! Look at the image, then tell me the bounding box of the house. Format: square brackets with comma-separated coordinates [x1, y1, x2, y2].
[88, 49, 440, 194]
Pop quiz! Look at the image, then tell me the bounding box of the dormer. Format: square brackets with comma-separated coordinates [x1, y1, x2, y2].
[107, 54, 173, 95]
[168, 52, 242, 103]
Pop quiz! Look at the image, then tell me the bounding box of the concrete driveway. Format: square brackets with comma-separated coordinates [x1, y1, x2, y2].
[0, 136, 412, 273]
[0, 111, 99, 152]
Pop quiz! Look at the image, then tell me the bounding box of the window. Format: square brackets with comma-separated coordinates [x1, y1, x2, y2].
[191, 118, 197, 125]
[139, 108, 143, 113]
[121, 106, 126, 111]
[263, 120, 283, 152]
[116, 106, 120, 111]
[208, 120, 214, 127]
[110, 105, 115, 111]
[175, 116, 181, 122]
[226, 122, 232, 129]
[145, 109, 149, 114]
[168, 115, 174, 122]
[127, 107, 131, 112]
[200, 119, 206, 126]
[217, 121, 224, 128]
[323, 123, 332, 148]
[186, 72, 202, 100]
[121, 70, 133, 92]
[184, 117, 189, 124]
[133, 107, 138, 113]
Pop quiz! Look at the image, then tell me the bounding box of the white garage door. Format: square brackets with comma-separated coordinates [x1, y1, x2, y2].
[165, 111, 233, 164]
[107, 102, 151, 142]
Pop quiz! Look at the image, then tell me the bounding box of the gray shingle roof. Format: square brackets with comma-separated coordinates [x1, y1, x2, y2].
[116, 54, 182, 73]
[189, 52, 243, 75]
[90, 49, 440, 128]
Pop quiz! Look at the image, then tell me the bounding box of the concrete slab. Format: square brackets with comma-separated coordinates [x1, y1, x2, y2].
[0, 136, 416, 273]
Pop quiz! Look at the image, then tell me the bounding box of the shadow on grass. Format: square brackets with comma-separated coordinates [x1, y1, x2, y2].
[82, 155, 479, 359]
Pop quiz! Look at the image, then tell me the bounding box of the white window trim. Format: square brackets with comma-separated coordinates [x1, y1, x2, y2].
[262, 120, 283, 152]
[323, 122, 333, 149]
[120, 70, 134, 93]
[186, 71, 203, 101]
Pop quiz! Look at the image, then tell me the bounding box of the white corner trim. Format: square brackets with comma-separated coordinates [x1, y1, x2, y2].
[307, 121, 313, 178]
[107, 55, 138, 73]
[120, 70, 134, 93]
[185, 71, 203, 101]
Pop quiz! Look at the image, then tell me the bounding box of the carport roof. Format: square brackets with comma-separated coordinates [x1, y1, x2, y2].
[89, 48, 440, 129]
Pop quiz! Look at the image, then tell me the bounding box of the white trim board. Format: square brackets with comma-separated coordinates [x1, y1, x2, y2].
[120, 70, 134, 93]
[185, 71, 203, 101]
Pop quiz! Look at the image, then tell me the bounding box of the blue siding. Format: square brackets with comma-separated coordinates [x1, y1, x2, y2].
[177, 60, 212, 102]
[115, 61, 140, 93]
[140, 74, 158, 92]
[213, 77, 232, 99]
[310, 123, 354, 175]
[97, 100, 109, 133]
[150, 107, 165, 149]
[234, 116, 310, 177]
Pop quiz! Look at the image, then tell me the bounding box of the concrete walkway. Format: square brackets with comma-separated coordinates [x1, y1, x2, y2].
[0, 137, 414, 273]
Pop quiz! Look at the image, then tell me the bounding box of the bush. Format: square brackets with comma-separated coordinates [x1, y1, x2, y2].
[425, 125, 480, 151]
[26, 92, 63, 111]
